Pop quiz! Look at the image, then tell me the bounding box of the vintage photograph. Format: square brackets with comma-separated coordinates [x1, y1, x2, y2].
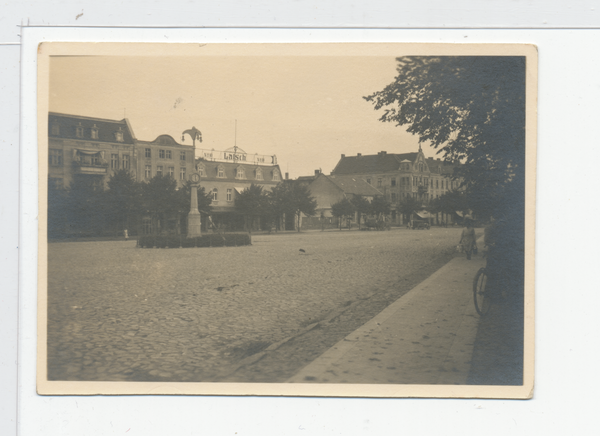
[37, 43, 536, 397]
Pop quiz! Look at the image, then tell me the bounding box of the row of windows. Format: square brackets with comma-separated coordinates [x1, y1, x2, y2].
[144, 148, 187, 161]
[210, 188, 233, 203]
[197, 165, 279, 181]
[366, 175, 451, 190]
[51, 124, 124, 142]
[144, 165, 187, 180]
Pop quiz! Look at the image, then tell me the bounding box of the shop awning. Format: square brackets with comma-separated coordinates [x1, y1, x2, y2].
[415, 211, 433, 219]
[234, 187, 246, 194]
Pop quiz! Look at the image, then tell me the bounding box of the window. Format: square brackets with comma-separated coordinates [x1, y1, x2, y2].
[111, 154, 119, 169]
[180, 167, 186, 180]
[236, 167, 245, 179]
[227, 188, 232, 202]
[212, 188, 218, 201]
[217, 166, 224, 178]
[255, 168, 263, 180]
[122, 154, 130, 170]
[197, 164, 205, 177]
[159, 149, 165, 159]
[168, 167, 174, 178]
[377, 178, 382, 187]
[272, 169, 280, 181]
[49, 149, 63, 166]
[91, 124, 99, 139]
[391, 178, 396, 187]
[180, 151, 186, 161]
[145, 148, 151, 158]
[115, 129, 124, 142]
[166, 150, 172, 159]
[156, 165, 163, 177]
[436, 180, 439, 188]
[75, 123, 84, 138]
[366, 178, 371, 185]
[51, 124, 60, 135]
[391, 192, 397, 202]
[145, 165, 151, 179]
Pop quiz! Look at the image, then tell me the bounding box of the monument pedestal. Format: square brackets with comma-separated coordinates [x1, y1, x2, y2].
[187, 183, 202, 238]
[188, 210, 202, 238]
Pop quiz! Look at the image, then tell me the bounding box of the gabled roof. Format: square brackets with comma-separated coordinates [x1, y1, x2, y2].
[332, 152, 418, 174]
[48, 112, 135, 144]
[325, 174, 383, 197]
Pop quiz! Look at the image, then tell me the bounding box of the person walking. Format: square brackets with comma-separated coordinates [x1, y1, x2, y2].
[459, 219, 476, 260]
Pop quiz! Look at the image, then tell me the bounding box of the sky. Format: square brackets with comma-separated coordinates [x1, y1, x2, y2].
[49, 52, 437, 178]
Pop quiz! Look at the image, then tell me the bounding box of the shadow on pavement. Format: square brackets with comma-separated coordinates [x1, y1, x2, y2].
[467, 294, 524, 385]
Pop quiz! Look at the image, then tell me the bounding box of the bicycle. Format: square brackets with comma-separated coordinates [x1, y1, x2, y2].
[473, 267, 492, 316]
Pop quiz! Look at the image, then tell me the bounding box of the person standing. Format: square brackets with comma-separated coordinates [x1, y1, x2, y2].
[459, 219, 476, 260]
[124, 229, 129, 241]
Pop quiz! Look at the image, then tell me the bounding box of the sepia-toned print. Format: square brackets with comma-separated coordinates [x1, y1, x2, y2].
[37, 43, 536, 398]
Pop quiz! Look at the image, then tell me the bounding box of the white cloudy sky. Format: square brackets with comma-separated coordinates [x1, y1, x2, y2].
[49, 50, 435, 178]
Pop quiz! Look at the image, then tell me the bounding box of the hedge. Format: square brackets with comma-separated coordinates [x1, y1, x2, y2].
[137, 233, 251, 248]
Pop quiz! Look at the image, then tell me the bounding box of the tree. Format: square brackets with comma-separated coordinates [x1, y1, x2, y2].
[330, 197, 355, 230]
[350, 196, 370, 230]
[105, 169, 142, 233]
[369, 196, 392, 217]
[64, 175, 107, 236]
[429, 190, 469, 223]
[269, 181, 317, 232]
[397, 195, 422, 224]
[364, 56, 526, 220]
[365, 55, 525, 302]
[141, 174, 181, 234]
[235, 183, 269, 232]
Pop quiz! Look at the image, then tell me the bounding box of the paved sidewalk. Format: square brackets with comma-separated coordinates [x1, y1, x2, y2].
[288, 246, 486, 385]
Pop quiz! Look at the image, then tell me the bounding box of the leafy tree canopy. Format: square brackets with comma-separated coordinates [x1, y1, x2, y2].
[364, 56, 526, 218]
[369, 196, 392, 216]
[330, 197, 355, 218]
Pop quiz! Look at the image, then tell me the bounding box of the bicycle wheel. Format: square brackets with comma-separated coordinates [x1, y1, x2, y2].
[473, 267, 492, 316]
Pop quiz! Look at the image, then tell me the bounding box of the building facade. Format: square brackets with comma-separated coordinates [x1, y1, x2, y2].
[48, 113, 138, 190]
[194, 146, 282, 230]
[136, 134, 196, 188]
[330, 146, 460, 224]
[48, 112, 197, 190]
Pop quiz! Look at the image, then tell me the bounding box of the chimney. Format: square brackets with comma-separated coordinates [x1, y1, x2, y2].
[357, 153, 362, 157]
[341, 154, 345, 158]
[437, 158, 441, 161]
[314, 169, 320, 176]
[381, 151, 387, 155]
[285, 172, 289, 180]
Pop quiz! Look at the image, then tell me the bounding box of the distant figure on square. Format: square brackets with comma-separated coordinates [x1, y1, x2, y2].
[124, 229, 129, 241]
[459, 219, 476, 260]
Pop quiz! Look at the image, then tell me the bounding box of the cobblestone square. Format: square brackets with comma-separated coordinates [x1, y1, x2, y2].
[47, 228, 463, 382]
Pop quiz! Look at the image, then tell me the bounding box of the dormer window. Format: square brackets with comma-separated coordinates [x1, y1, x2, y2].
[91, 124, 99, 139]
[115, 127, 124, 142]
[235, 166, 245, 179]
[196, 164, 205, 177]
[272, 169, 280, 181]
[75, 123, 84, 138]
[255, 168, 263, 180]
[217, 165, 225, 178]
[51, 124, 60, 136]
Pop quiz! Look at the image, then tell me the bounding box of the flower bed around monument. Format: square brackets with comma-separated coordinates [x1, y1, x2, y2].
[137, 233, 251, 248]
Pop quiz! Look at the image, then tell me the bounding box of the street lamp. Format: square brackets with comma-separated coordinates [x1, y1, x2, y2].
[182, 127, 203, 238]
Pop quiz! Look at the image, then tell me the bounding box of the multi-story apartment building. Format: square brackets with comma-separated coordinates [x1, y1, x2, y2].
[48, 112, 138, 190]
[48, 113, 197, 190]
[136, 134, 196, 188]
[330, 146, 460, 224]
[193, 145, 283, 230]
